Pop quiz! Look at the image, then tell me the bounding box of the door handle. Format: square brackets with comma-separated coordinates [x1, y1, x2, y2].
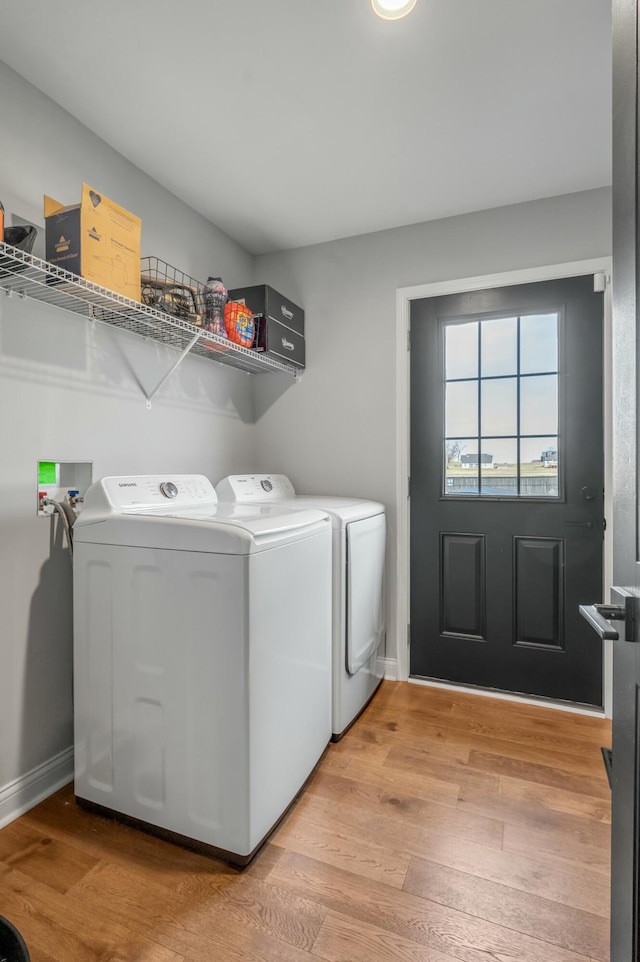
[579, 603, 623, 639]
[563, 521, 594, 529]
[580, 598, 637, 642]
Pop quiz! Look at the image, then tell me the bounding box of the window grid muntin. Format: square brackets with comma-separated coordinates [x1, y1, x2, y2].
[443, 312, 559, 499]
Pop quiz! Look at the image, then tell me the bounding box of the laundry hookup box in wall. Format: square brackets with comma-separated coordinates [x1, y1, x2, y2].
[227, 284, 305, 369]
[44, 184, 141, 301]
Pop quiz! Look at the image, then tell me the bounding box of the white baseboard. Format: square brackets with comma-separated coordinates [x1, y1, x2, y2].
[0, 747, 74, 829]
[379, 657, 398, 681]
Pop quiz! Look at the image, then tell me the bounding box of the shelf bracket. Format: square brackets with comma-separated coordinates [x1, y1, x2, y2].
[145, 330, 203, 408]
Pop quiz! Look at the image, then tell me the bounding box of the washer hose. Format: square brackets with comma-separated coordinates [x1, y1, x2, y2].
[45, 499, 76, 560]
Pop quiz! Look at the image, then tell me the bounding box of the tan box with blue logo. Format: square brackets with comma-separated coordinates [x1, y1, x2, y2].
[44, 184, 141, 301]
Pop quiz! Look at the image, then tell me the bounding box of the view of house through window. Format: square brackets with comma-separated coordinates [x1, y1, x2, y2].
[443, 312, 559, 497]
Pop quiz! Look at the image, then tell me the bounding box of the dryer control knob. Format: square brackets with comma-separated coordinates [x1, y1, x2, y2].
[160, 481, 178, 499]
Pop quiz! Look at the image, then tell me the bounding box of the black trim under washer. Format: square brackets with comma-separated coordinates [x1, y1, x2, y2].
[75, 744, 329, 869]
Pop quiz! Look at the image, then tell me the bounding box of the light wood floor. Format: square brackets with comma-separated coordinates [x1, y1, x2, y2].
[0, 681, 612, 962]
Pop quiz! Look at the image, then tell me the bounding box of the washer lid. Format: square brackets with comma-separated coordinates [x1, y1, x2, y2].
[74, 476, 330, 553]
[79, 475, 218, 518]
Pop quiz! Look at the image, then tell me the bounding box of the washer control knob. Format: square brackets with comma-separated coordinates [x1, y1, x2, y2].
[160, 481, 179, 499]
[261, 479, 273, 492]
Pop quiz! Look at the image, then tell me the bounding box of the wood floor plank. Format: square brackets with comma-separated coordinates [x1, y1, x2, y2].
[68, 860, 320, 962]
[503, 821, 611, 877]
[369, 681, 456, 716]
[372, 693, 609, 761]
[311, 910, 456, 962]
[318, 752, 464, 807]
[448, 695, 611, 743]
[374, 685, 611, 749]
[382, 744, 505, 800]
[447, 729, 609, 777]
[403, 857, 609, 960]
[448, 716, 610, 760]
[21, 950, 59, 962]
[321, 733, 392, 768]
[243, 841, 284, 881]
[363, 706, 463, 744]
[285, 790, 503, 869]
[0, 820, 99, 894]
[457, 778, 612, 852]
[464, 748, 611, 798]
[270, 850, 593, 962]
[463, 774, 610, 847]
[0, 862, 184, 962]
[498, 774, 611, 824]
[395, 827, 609, 918]
[347, 717, 472, 765]
[306, 769, 504, 848]
[273, 808, 411, 887]
[210, 875, 328, 951]
[21, 785, 239, 898]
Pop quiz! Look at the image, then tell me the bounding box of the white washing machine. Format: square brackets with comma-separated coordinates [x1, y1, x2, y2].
[215, 475, 386, 740]
[72, 474, 332, 865]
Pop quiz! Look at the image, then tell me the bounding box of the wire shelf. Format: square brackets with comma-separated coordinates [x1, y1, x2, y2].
[0, 242, 299, 378]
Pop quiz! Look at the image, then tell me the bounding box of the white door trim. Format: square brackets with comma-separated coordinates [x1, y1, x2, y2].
[395, 257, 613, 705]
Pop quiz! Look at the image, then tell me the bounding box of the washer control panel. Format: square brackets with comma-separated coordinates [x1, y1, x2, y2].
[216, 474, 296, 502]
[85, 475, 217, 514]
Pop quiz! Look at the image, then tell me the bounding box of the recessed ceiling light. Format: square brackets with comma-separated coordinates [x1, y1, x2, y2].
[371, 0, 417, 20]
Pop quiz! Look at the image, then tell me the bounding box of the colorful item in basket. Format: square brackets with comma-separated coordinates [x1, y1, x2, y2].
[224, 301, 255, 348]
[202, 276, 228, 339]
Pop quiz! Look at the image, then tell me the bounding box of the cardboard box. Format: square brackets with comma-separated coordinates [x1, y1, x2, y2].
[227, 284, 304, 336]
[44, 184, 141, 301]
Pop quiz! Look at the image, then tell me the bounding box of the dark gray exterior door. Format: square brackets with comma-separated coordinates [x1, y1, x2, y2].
[410, 276, 604, 705]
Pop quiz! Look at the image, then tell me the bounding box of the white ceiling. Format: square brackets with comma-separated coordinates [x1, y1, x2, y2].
[0, 0, 611, 255]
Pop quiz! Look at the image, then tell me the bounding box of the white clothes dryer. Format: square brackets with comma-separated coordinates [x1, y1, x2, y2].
[215, 474, 386, 740]
[72, 475, 332, 865]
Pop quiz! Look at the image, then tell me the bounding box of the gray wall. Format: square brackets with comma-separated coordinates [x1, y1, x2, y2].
[0, 62, 256, 795]
[253, 188, 613, 665]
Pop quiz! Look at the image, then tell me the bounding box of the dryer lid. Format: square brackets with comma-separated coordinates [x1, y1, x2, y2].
[215, 475, 385, 527]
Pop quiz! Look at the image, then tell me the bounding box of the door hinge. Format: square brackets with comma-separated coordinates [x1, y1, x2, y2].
[407, 476, 411, 498]
[407, 328, 411, 351]
[407, 624, 411, 648]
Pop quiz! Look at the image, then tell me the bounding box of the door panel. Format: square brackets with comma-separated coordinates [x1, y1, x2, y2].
[604, 0, 640, 956]
[440, 533, 485, 639]
[513, 536, 563, 649]
[410, 276, 604, 704]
